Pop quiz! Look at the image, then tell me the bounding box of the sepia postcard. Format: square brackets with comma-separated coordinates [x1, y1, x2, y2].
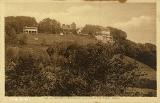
[0, 0, 160, 103]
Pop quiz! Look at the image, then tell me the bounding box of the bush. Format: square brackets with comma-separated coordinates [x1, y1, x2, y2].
[20, 35, 28, 45]
[5, 27, 18, 45]
[41, 38, 47, 46]
[135, 78, 157, 90]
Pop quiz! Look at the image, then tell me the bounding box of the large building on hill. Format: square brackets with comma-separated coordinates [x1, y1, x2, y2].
[23, 26, 38, 34]
[95, 27, 114, 43]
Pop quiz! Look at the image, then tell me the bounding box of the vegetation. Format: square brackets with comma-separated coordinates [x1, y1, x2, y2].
[5, 41, 157, 96]
[5, 27, 17, 45]
[5, 16, 37, 34]
[38, 18, 62, 34]
[19, 35, 28, 45]
[5, 16, 157, 96]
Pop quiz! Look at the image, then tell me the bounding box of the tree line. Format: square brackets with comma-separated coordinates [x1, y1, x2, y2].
[5, 16, 75, 34]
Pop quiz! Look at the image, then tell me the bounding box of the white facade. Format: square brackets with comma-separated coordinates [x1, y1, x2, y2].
[23, 27, 38, 34]
[95, 28, 114, 43]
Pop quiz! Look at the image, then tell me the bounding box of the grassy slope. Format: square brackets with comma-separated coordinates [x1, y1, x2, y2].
[112, 54, 156, 96]
[17, 33, 98, 46]
[112, 54, 156, 80]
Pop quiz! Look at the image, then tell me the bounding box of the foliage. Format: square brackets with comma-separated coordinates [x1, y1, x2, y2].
[112, 38, 156, 70]
[38, 18, 61, 34]
[45, 42, 144, 96]
[5, 16, 37, 34]
[5, 41, 156, 96]
[41, 38, 47, 46]
[82, 24, 101, 35]
[109, 27, 127, 41]
[5, 27, 18, 45]
[20, 35, 28, 45]
[134, 78, 157, 90]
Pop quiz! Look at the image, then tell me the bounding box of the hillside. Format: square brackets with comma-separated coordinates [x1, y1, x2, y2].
[16, 33, 157, 82]
[5, 17, 157, 96]
[111, 54, 156, 96]
[17, 33, 98, 46]
[13, 33, 157, 82]
[112, 54, 156, 80]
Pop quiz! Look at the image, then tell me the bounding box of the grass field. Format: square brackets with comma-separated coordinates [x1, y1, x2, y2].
[17, 33, 99, 46]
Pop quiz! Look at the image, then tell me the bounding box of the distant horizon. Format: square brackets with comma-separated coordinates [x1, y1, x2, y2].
[5, 2, 156, 44]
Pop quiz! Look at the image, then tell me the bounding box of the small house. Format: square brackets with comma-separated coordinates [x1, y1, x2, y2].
[23, 26, 38, 34]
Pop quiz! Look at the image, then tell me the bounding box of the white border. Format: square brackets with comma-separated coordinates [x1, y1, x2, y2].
[1, 0, 160, 103]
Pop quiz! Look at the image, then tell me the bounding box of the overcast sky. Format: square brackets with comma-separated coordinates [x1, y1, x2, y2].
[5, 2, 156, 44]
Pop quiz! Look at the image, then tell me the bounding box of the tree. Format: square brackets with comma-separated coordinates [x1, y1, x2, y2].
[109, 27, 127, 41]
[144, 43, 156, 54]
[38, 18, 61, 34]
[70, 22, 76, 29]
[82, 24, 100, 35]
[5, 27, 17, 45]
[20, 35, 28, 45]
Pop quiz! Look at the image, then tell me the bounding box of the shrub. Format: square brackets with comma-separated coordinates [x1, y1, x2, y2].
[41, 38, 47, 46]
[20, 35, 28, 45]
[5, 27, 18, 45]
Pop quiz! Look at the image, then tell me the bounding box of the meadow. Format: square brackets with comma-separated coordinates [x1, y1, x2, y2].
[17, 33, 98, 46]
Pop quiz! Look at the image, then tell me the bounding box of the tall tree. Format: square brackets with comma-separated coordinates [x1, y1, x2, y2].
[5, 27, 17, 45]
[82, 24, 100, 35]
[38, 18, 61, 34]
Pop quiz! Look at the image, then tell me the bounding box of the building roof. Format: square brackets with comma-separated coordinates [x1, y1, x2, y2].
[23, 27, 38, 29]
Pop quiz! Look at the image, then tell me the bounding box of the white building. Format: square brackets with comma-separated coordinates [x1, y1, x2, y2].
[23, 26, 38, 34]
[95, 27, 114, 43]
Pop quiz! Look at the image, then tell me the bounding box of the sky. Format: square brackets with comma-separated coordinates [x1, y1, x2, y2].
[5, 1, 156, 44]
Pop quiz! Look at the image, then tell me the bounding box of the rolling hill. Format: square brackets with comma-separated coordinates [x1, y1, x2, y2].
[112, 54, 156, 80]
